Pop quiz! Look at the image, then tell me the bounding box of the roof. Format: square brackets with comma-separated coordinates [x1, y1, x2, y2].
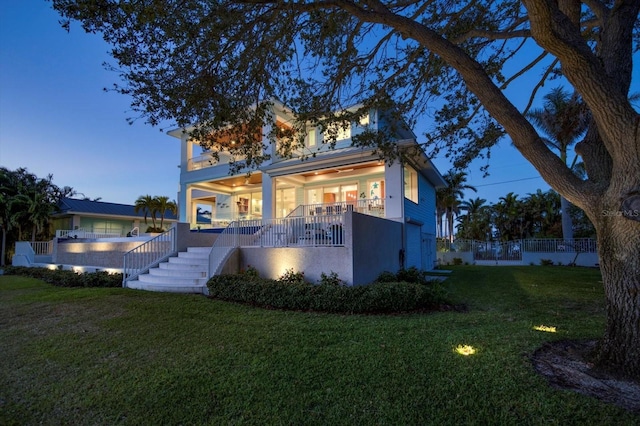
[54, 198, 178, 220]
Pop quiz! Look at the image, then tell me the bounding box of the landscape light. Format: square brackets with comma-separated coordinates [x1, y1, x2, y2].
[533, 325, 557, 333]
[455, 344, 476, 356]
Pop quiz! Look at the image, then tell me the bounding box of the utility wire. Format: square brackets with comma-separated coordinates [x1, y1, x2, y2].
[473, 176, 542, 187]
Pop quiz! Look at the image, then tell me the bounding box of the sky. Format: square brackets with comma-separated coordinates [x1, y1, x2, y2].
[1, 1, 637, 207]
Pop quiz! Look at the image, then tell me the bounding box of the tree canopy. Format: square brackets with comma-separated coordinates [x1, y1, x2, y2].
[0, 167, 74, 265]
[53, 0, 640, 378]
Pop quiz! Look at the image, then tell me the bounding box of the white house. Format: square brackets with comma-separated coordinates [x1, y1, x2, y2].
[140, 100, 447, 290]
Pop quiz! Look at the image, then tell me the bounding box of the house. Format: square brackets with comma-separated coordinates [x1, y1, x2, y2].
[51, 198, 178, 238]
[155, 100, 447, 288]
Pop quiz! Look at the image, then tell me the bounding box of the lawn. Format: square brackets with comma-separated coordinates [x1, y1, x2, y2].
[0, 266, 637, 425]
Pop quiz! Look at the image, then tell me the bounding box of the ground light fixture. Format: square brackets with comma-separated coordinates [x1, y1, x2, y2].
[455, 344, 477, 356]
[533, 325, 557, 333]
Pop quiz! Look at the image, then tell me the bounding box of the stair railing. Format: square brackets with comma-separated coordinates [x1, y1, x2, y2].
[122, 227, 177, 287]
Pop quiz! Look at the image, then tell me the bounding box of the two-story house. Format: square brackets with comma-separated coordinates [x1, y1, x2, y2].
[160, 100, 446, 288]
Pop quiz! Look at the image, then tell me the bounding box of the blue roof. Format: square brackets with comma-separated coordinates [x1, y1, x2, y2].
[55, 198, 178, 220]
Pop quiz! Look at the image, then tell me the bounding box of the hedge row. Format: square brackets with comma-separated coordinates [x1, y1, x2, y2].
[2, 266, 123, 288]
[207, 273, 448, 314]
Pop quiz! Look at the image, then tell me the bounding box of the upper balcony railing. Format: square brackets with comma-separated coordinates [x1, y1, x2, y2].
[187, 152, 236, 171]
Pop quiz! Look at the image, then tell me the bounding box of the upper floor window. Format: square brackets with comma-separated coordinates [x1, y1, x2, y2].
[404, 166, 418, 204]
[307, 128, 317, 147]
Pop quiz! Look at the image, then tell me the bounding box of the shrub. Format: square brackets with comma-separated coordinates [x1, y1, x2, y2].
[540, 259, 554, 266]
[207, 274, 449, 314]
[376, 267, 436, 285]
[277, 268, 307, 285]
[375, 271, 398, 283]
[452, 257, 463, 266]
[2, 266, 122, 288]
[319, 271, 344, 286]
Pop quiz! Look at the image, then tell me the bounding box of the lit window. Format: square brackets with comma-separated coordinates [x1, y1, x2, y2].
[404, 166, 418, 203]
[307, 129, 316, 147]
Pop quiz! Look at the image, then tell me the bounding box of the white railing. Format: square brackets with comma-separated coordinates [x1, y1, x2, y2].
[122, 227, 177, 286]
[187, 152, 235, 171]
[438, 238, 598, 254]
[288, 198, 385, 218]
[521, 238, 597, 253]
[56, 229, 122, 239]
[31, 241, 53, 255]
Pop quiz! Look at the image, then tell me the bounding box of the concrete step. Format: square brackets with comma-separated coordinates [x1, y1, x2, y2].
[178, 251, 209, 259]
[187, 246, 211, 253]
[126, 279, 207, 294]
[168, 256, 208, 265]
[148, 268, 206, 278]
[158, 261, 206, 271]
[138, 273, 208, 286]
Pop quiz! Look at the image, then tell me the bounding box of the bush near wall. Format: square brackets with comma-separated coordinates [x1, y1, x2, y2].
[207, 269, 449, 314]
[2, 266, 122, 288]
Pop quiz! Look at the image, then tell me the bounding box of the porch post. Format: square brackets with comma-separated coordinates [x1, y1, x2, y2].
[384, 161, 404, 221]
[262, 174, 275, 220]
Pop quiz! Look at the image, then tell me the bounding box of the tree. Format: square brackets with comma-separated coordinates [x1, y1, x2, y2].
[53, 0, 640, 378]
[527, 87, 589, 241]
[456, 197, 491, 241]
[0, 167, 72, 265]
[134, 195, 159, 230]
[155, 196, 178, 230]
[437, 171, 477, 242]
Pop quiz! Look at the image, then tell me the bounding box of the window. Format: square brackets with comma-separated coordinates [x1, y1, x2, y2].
[367, 179, 385, 200]
[307, 129, 316, 147]
[404, 166, 418, 203]
[275, 188, 296, 218]
[306, 184, 358, 205]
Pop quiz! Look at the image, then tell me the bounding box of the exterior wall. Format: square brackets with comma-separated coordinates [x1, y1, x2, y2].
[436, 251, 599, 267]
[240, 246, 354, 285]
[403, 169, 437, 270]
[522, 252, 599, 267]
[53, 240, 146, 268]
[351, 212, 403, 284]
[174, 222, 218, 251]
[79, 217, 133, 236]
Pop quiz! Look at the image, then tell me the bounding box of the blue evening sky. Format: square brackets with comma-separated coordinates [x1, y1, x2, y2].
[1, 2, 636, 206]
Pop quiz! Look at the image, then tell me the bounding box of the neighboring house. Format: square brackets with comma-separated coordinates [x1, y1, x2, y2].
[166, 100, 446, 282]
[51, 198, 178, 238]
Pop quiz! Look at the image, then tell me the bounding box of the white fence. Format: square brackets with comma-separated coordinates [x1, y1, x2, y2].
[437, 238, 599, 266]
[56, 229, 122, 239]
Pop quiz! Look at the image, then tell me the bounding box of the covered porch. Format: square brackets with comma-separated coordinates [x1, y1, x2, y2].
[179, 156, 404, 231]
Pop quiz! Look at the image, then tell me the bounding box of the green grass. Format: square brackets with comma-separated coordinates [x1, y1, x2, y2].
[0, 266, 636, 425]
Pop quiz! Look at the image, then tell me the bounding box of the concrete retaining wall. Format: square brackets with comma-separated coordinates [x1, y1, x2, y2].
[241, 246, 353, 285]
[53, 240, 145, 268]
[437, 250, 599, 267]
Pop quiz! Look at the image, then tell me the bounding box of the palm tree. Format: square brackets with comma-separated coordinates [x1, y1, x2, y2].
[437, 171, 477, 242]
[493, 192, 523, 241]
[527, 87, 589, 240]
[457, 197, 492, 241]
[155, 196, 178, 230]
[134, 195, 159, 230]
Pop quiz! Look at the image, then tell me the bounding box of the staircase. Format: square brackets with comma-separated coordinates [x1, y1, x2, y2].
[126, 247, 210, 294]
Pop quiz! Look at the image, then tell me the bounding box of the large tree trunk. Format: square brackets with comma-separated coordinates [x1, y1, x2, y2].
[560, 196, 574, 241]
[594, 216, 640, 379]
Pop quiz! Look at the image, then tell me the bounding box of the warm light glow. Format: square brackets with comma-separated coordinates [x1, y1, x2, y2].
[533, 325, 557, 333]
[455, 344, 476, 356]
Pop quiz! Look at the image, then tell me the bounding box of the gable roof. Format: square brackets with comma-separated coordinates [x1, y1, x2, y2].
[55, 198, 178, 221]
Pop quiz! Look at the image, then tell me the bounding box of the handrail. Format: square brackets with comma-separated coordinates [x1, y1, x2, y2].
[287, 198, 385, 218]
[122, 227, 177, 287]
